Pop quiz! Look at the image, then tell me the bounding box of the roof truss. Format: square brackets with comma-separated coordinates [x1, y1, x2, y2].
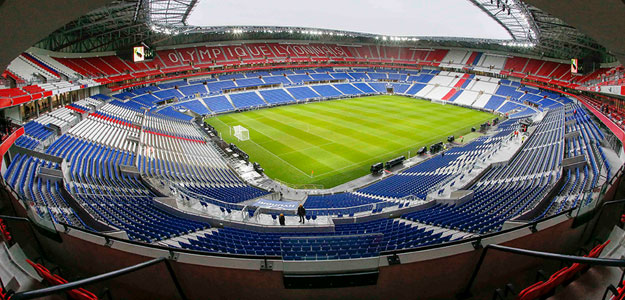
[32, 0, 614, 62]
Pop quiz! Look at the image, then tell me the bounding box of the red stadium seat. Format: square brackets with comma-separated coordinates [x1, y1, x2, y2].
[516, 240, 611, 300]
[26, 259, 99, 300]
[0, 218, 11, 243]
[516, 281, 545, 300]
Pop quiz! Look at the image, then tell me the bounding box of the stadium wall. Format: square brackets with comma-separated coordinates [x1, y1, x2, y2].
[3, 45, 625, 298]
[2, 179, 617, 300]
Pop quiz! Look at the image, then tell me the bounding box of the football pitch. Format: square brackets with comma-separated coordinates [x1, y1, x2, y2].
[206, 95, 495, 188]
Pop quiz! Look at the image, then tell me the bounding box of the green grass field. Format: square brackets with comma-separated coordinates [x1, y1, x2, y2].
[206, 95, 495, 188]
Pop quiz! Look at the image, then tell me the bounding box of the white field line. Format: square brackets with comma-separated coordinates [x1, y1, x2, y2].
[248, 138, 314, 178]
[210, 117, 313, 178]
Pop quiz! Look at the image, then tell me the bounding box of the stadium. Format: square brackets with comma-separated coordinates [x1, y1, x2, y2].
[0, 0, 625, 299]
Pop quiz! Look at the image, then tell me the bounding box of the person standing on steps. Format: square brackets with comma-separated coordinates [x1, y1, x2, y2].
[297, 204, 306, 224]
[279, 213, 285, 226]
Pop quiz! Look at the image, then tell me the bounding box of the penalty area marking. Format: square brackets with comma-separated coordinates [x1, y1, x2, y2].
[211, 115, 315, 179]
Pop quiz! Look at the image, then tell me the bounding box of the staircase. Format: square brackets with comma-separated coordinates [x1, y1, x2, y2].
[156, 228, 219, 247]
[397, 218, 475, 240]
[224, 94, 236, 108]
[255, 90, 269, 105]
[0, 242, 42, 293]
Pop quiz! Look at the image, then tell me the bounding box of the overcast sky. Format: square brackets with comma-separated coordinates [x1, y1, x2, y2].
[187, 0, 511, 39]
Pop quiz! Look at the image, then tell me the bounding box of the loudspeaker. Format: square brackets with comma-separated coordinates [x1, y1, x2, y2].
[385, 156, 406, 170]
[253, 162, 264, 174]
[431, 143, 442, 154]
[370, 163, 384, 175]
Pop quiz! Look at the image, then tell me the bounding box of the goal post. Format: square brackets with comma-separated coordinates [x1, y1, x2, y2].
[233, 125, 250, 141]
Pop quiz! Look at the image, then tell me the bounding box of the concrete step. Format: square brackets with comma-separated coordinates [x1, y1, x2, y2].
[547, 226, 625, 300]
[546, 266, 622, 300]
[397, 218, 475, 239]
[0, 242, 42, 293]
[156, 228, 218, 246]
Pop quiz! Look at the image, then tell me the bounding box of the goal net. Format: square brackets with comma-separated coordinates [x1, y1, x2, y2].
[232, 125, 250, 141]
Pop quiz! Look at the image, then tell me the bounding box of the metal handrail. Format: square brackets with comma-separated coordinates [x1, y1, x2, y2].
[0, 215, 48, 259]
[10, 257, 187, 300]
[458, 243, 625, 299]
[585, 198, 625, 240]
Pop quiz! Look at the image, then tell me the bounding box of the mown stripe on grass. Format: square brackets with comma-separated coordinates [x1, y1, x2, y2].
[246, 110, 370, 164]
[261, 107, 404, 152]
[206, 95, 496, 187]
[287, 103, 418, 144]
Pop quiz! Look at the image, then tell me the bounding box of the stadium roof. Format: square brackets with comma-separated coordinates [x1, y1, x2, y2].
[148, 0, 197, 26]
[469, 0, 538, 42]
[186, 0, 512, 40]
[32, 0, 614, 63]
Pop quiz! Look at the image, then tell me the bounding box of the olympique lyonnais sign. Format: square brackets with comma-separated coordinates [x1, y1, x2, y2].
[162, 43, 353, 64]
[152, 42, 449, 70]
